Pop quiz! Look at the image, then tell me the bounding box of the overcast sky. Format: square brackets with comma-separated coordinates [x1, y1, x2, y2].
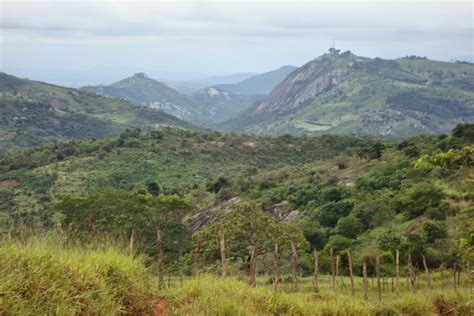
[0, 0, 472, 87]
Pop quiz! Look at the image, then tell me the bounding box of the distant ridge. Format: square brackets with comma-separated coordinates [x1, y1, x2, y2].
[214, 65, 297, 95]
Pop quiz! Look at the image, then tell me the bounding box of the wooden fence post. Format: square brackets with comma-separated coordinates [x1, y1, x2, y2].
[363, 262, 368, 300]
[129, 229, 136, 253]
[407, 254, 416, 293]
[273, 244, 280, 291]
[422, 255, 431, 289]
[291, 242, 299, 291]
[395, 249, 400, 298]
[313, 250, 319, 293]
[347, 250, 354, 296]
[376, 255, 381, 301]
[336, 255, 340, 288]
[249, 245, 257, 287]
[219, 225, 227, 277]
[453, 263, 457, 291]
[156, 226, 164, 288]
[330, 247, 335, 288]
[440, 263, 445, 290]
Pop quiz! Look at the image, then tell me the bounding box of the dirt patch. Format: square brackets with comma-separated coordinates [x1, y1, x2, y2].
[0, 179, 19, 189]
[153, 298, 168, 316]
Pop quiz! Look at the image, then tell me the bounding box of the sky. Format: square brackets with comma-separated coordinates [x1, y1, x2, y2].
[0, 0, 473, 87]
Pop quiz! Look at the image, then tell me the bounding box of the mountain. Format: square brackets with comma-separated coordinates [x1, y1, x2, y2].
[213, 65, 297, 95]
[0, 72, 191, 155]
[172, 72, 258, 94]
[221, 51, 474, 138]
[191, 87, 262, 123]
[82, 73, 262, 124]
[81, 73, 210, 121]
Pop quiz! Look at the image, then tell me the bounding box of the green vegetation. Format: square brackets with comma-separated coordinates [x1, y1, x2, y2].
[0, 123, 472, 314]
[166, 275, 471, 315]
[0, 72, 191, 155]
[0, 234, 157, 315]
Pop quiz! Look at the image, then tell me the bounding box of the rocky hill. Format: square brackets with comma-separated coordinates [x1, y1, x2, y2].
[221, 51, 474, 138]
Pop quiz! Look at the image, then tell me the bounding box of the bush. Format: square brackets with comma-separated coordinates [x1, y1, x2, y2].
[399, 183, 444, 219]
[318, 200, 353, 227]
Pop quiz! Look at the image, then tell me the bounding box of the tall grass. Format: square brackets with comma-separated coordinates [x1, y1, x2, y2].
[165, 275, 472, 315]
[0, 233, 158, 315]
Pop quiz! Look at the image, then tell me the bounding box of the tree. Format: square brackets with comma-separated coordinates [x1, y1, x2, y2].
[318, 200, 353, 227]
[194, 202, 308, 263]
[50, 190, 190, 258]
[398, 183, 444, 220]
[335, 216, 364, 239]
[423, 221, 448, 243]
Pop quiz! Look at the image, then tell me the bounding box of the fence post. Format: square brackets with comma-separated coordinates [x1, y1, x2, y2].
[440, 263, 445, 290]
[291, 241, 299, 291]
[330, 247, 335, 288]
[249, 245, 257, 287]
[313, 250, 319, 293]
[396, 249, 400, 298]
[347, 250, 354, 296]
[422, 255, 431, 289]
[219, 225, 227, 277]
[363, 262, 368, 300]
[453, 263, 457, 291]
[407, 254, 416, 293]
[273, 244, 280, 291]
[129, 229, 136, 253]
[376, 255, 381, 301]
[156, 226, 164, 288]
[336, 255, 340, 288]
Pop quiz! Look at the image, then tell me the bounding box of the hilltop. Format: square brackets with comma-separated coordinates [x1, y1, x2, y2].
[81, 73, 207, 122]
[221, 51, 474, 138]
[0, 73, 191, 155]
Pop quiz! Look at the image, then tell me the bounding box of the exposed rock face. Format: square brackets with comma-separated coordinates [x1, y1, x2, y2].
[187, 197, 299, 231]
[257, 57, 344, 114]
[187, 197, 243, 231]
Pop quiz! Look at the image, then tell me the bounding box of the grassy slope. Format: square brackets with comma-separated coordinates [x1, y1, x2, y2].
[0, 234, 157, 315]
[0, 73, 191, 154]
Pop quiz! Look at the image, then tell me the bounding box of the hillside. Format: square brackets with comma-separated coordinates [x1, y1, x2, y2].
[221, 52, 474, 138]
[191, 87, 262, 123]
[214, 65, 297, 95]
[81, 73, 208, 121]
[0, 125, 472, 266]
[0, 72, 191, 155]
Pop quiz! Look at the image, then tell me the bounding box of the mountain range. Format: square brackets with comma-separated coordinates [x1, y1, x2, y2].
[221, 51, 474, 138]
[80, 70, 289, 123]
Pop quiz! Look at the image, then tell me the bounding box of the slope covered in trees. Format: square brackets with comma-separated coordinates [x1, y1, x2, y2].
[0, 73, 191, 155]
[0, 124, 472, 272]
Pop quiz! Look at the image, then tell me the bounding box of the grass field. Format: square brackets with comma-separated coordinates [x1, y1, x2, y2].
[0, 233, 472, 315]
[164, 274, 472, 315]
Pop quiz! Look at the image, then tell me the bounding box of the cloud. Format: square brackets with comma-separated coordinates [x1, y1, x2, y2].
[0, 0, 472, 84]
